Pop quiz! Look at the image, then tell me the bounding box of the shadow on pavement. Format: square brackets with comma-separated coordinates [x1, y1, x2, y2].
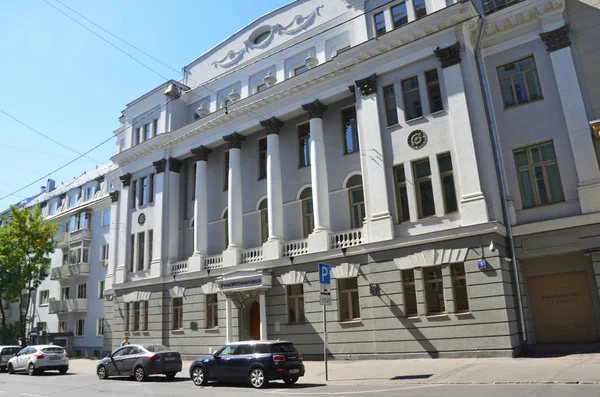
[202, 381, 326, 389]
[390, 374, 433, 381]
[107, 376, 190, 383]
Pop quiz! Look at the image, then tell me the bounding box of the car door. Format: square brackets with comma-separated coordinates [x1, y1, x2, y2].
[107, 347, 129, 375]
[209, 345, 237, 379]
[229, 344, 254, 379]
[17, 348, 33, 371]
[120, 346, 142, 374]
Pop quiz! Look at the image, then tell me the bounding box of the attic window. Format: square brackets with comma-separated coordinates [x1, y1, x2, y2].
[253, 31, 270, 45]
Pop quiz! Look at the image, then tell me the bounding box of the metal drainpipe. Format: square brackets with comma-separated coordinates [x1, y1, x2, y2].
[474, 13, 527, 342]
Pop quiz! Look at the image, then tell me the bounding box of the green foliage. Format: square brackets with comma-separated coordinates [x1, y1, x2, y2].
[0, 205, 57, 346]
[0, 322, 21, 345]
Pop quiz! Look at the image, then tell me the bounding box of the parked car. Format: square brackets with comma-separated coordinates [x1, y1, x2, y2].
[7, 345, 69, 375]
[97, 344, 182, 382]
[0, 346, 21, 371]
[189, 340, 305, 389]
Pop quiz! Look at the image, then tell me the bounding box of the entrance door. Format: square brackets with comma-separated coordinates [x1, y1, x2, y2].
[249, 301, 260, 340]
[528, 271, 599, 343]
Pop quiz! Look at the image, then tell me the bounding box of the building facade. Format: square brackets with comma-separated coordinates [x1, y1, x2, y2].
[102, 0, 600, 359]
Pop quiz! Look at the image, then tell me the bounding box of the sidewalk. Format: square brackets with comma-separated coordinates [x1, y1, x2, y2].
[70, 354, 600, 385]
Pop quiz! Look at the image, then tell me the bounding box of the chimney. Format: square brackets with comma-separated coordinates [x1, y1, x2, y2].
[40, 186, 46, 194]
[46, 179, 56, 192]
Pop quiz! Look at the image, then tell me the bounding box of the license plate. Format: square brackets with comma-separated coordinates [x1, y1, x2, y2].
[164, 357, 175, 361]
[49, 356, 60, 360]
[289, 369, 299, 374]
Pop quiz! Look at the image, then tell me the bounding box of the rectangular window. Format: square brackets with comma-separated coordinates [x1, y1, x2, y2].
[140, 177, 148, 206]
[256, 83, 268, 93]
[100, 244, 109, 267]
[148, 230, 153, 264]
[133, 301, 140, 331]
[49, 201, 58, 215]
[144, 123, 152, 141]
[286, 284, 305, 324]
[414, 0, 427, 19]
[223, 151, 230, 190]
[391, 3, 408, 28]
[298, 123, 311, 167]
[451, 263, 469, 313]
[134, 127, 141, 146]
[97, 318, 104, 336]
[39, 290, 50, 306]
[77, 283, 87, 299]
[149, 174, 155, 203]
[79, 212, 91, 230]
[294, 65, 309, 76]
[402, 76, 423, 121]
[349, 186, 365, 229]
[142, 301, 149, 331]
[425, 69, 443, 113]
[342, 107, 359, 154]
[394, 165, 410, 223]
[302, 197, 314, 239]
[153, 119, 159, 136]
[172, 297, 183, 330]
[383, 85, 399, 126]
[75, 319, 85, 336]
[102, 209, 110, 226]
[69, 215, 78, 232]
[206, 294, 218, 329]
[59, 321, 67, 333]
[424, 266, 445, 315]
[497, 56, 542, 108]
[129, 234, 135, 272]
[69, 194, 78, 208]
[374, 11, 386, 36]
[338, 278, 360, 321]
[98, 281, 104, 299]
[413, 158, 435, 218]
[83, 187, 93, 201]
[61, 287, 69, 300]
[402, 269, 418, 317]
[125, 303, 130, 332]
[131, 180, 137, 209]
[82, 247, 89, 263]
[258, 138, 267, 180]
[514, 141, 564, 207]
[137, 232, 145, 271]
[438, 153, 458, 213]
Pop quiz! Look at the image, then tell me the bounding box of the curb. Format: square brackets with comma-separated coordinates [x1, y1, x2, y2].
[316, 380, 600, 386]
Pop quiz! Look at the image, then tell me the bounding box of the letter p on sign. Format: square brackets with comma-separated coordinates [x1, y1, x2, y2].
[319, 263, 330, 285]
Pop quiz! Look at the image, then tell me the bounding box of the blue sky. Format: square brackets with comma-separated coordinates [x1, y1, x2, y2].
[0, 0, 289, 210]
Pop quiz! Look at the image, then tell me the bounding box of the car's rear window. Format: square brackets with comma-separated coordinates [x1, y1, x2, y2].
[42, 347, 65, 354]
[1, 347, 20, 355]
[271, 343, 297, 353]
[145, 345, 170, 352]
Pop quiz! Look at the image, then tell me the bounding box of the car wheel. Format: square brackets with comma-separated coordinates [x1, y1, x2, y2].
[249, 367, 267, 389]
[7, 364, 14, 375]
[283, 376, 299, 385]
[191, 366, 206, 386]
[165, 372, 176, 380]
[134, 366, 147, 382]
[28, 363, 36, 376]
[97, 365, 108, 380]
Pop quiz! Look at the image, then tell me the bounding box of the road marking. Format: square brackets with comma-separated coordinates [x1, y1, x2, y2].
[22, 394, 48, 397]
[265, 384, 443, 395]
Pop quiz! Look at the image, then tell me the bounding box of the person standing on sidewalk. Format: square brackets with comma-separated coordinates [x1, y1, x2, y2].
[120, 336, 130, 347]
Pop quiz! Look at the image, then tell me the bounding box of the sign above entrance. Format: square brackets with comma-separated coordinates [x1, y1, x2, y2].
[217, 273, 272, 292]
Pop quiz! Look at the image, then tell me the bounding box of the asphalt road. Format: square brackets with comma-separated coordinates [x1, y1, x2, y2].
[0, 371, 599, 397]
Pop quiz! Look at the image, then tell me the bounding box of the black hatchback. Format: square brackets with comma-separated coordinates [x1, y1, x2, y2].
[189, 340, 305, 389]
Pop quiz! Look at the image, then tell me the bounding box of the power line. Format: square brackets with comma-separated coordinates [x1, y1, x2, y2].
[0, 109, 103, 164]
[0, 143, 98, 161]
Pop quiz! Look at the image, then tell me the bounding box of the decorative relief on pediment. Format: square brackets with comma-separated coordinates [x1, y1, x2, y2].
[212, 5, 324, 69]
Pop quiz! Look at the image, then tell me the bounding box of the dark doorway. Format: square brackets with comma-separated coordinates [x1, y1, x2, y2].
[250, 301, 260, 340]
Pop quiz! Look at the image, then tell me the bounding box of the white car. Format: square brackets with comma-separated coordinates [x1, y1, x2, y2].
[7, 345, 69, 375]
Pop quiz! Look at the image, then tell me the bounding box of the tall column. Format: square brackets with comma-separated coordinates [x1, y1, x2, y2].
[260, 117, 284, 260]
[150, 159, 166, 278]
[259, 292, 267, 341]
[301, 100, 331, 253]
[225, 297, 233, 343]
[105, 189, 120, 292]
[115, 174, 131, 284]
[188, 146, 212, 272]
[540, 24, 600, 213]
[223, 132, 246, 265]
[434, 42, 488, 226]
[354, 74, 394, 242]
[166, 158, 182, 266]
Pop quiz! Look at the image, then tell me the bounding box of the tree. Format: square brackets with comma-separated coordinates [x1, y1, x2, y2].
[0, 206, 56, 346]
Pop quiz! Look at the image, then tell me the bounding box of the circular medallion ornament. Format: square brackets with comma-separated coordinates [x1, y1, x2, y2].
[407, 130, 428, 150]
[138, 213, 146, 226]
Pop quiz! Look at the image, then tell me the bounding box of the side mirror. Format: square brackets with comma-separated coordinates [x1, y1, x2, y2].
[13, 353, 18, 357]
[106, 353, 112, 358]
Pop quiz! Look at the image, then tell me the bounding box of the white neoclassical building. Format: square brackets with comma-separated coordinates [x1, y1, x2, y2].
[103, 0, 600, 358]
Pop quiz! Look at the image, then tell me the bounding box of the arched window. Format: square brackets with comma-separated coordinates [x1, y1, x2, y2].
[258, 199, 268, 244]
[347, 175, 365, 229]
[299, 188, 314, 238]
[223, 210, 229, 249]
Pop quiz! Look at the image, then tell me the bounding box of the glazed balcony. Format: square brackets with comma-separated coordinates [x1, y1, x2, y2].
[55, 229, 92, 249]
[50, 263, 90, 280]
[48, 298, 88, 314]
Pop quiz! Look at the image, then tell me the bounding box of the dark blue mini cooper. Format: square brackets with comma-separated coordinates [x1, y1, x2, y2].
[189, 340, 305, 388]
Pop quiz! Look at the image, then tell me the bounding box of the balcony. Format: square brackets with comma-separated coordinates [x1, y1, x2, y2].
[55, 229, 92, 248]
[331, 229, 364, 249]
[50, 263, 90, 280]
[48, 298, 87, 314]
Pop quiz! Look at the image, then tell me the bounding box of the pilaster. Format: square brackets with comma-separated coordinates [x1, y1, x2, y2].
[115, 177, 131, 285]
[105, 189, 120, 291]
[166, 158, 181, 265]
[150, 159, 166, 278]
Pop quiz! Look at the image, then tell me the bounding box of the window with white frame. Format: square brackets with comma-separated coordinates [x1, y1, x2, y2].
[294, 65, 309, 76]
[437, 153, 458, 214]
[137, 232, 145, 271]
[374, 11, 386, 36]
[102, 209, 110, 226]
[149, 174, 155, 203]
[206, 294, 218, 329]
[391, 2, 408, 28]
[172, 298, 183, 330]
[413, 0, 427, 19]
[298, 123, 311, 167]
[338, 277, 360, 321]
[69, 194, 78, 208]
[144, 123, 152, 141]
[497, 56, 542, 108]
[258, 199, 268, 244]
[413, 158, 435, 218]
[75, 319, 85, 336]
[342, 107, 359, 154]
[49, 201, 58, 215]
[256, 83, 268, 93]
[140, 176, 149, 206]
[300, 188, 314, 238]
[286, 284, 305, 324]
[153, 119, 158, 136]
[402, 76, 423, 121]
[100, 244, 109, 268]
[402, 269, 418, 317]
[77, 283, 87, 299]
[61, 286, 70, 300]
[131, 180, 137, 209]
[424, 266, 445, 315]
[514, 141, 564, 208]
[383, 85, 399, 126]
[39, 290, 49, 306]
[129, 234, 135, 272]
[347, 175, 365, 229]
[148, 230, 153, 264]
[98, 281, 104, 299]
[59, 321, 67, 333]
[425, 69, 443, 113]
[258, 138, 267, 180]
[393, 165, 410, 223]
[83, 187, 94, 201]
[451, 263, 469, 313]
[97, 318, 104, 336]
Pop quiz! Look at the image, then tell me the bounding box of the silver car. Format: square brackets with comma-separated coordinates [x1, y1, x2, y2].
[7, 345, 69, 375]
[0, 346, 21, 371]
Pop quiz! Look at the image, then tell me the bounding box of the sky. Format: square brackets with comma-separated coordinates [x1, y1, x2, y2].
[0, 0, 290, 210]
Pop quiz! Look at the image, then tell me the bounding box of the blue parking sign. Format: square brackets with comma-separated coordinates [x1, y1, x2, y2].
[318, 263, 330, 285]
